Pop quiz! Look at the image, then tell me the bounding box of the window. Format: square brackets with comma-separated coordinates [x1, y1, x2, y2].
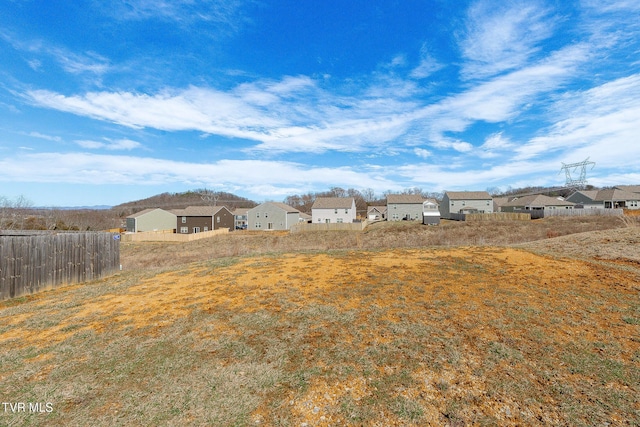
[180, 227, 188, 233]
[345, 209, 348, 214]
[334, 209, 338, 214]
[256, 212, 260, 218]
[265, 212, 268, 218]
[337, 218, 343, 223]
[193, 227, 200, 233]
[182, 216, 186, 223]
[255, 222, 261, 228]
[216, 216, 220, 223]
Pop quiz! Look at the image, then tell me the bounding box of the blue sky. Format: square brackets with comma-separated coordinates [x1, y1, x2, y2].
[1, 0, 639, 207]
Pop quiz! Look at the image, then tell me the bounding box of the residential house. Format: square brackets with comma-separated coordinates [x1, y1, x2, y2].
[125, 208, 176, 233]
[312, 197, 357, 224]
[422, 199, 441, 225]
[492, 196, 510, 213]
[247, 202, 302, 230]
[501, 194, 575, 212]
[567, 189, 640, 210]
[233, 208, 249, 230]
[565, 190, 600, 208]
[173, 206, 235, 234]
[367, 206, 387, 221]
[441, 191, 493, 219]
[386, 194, 426, 221]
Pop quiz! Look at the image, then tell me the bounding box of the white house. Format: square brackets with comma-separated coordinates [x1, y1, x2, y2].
[312, 197, 357, 224]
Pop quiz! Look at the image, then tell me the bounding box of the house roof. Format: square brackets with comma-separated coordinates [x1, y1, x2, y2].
[615, 185, 640, 194]
[172, 205, 229, 217]
[312, 197, 355, 209]
[233, 208, 250, 215]
[594, 189, 639, 202]
[386, 194, 425, 204]
[251, 202, 301, 213]
[127, 208, 155, 218]
[503, 194, 575, 207]
[570, 190, 599, 201]
[445, 191, 492, 200]
[126, 208, 174, 218]
[492, 197, 510, 208]
[368, 205, 388, 214]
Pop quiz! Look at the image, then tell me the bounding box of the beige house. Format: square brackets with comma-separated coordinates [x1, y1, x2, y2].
[125, 208, 176, 233]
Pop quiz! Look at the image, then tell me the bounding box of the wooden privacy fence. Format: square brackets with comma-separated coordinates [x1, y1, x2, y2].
[449, 213, 531, 221]
[120, 228, 229, 242]
[0, 231, 120, 300]
[290, 220, 368, 233]
[543, 208, 624, 217]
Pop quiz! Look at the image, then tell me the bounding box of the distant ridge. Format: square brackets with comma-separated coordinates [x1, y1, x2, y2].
[112, 190, 258, 215]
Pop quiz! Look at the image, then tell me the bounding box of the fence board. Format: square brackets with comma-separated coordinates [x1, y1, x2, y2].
[290, 221, 368, 233]
[0, 231, 120, 300]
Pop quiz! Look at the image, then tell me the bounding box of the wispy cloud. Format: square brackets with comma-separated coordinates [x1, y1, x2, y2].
[25, 38, 588, 158]
[1, 29, 111, 76]
[459, 0, 556, 80]
[515, 74, 640, 164]
[75, 138, 142, 150]
[103, 0, 253, 33]
[24, 132, 62, 142]
[0, 153, 400, 196]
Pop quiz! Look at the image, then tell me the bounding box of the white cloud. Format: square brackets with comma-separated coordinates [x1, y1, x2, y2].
[26, 132, 62, 142]
[75, 138, 142, 150]
[459, 0, 556, 79]
[414, 148, 431, 158]
[515, 74, 640, 162]
[0, 153, 399, 196]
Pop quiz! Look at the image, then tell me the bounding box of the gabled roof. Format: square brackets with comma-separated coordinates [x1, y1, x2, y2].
[445, 191, 492, 200]
[172, 205, 229, 217]
[312, 197, 355, 209]
[368, 205, 387, 214]
[570, 190, 599, 201]
[127, 208, 175, 218]
[492, 197, 510, 208]
[503, 194, 575, 207]
[386, 194, 425, 204]
[594, 189, 640, 202]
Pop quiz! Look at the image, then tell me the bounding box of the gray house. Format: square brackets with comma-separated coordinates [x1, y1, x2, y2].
[441, 191, 493, 219]
[386, 194, 425, 221]
[312, 197, 357, 223]
[247, 202, 302, 230]
[126, 208, 177, 233]
[568, 189, 640, 210]
[566, 190, 600, 208]
[501, 194, 575, 212]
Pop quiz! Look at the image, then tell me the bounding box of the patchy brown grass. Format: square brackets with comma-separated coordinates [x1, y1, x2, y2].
[1, 216, 639, 426]
[120, 215, 622, 271]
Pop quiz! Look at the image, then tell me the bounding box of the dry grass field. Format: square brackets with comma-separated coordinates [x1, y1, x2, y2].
[1, 216, 639, 426]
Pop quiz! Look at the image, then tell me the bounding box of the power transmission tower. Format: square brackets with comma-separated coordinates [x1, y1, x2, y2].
[200, 189, 219, 206]
[560, 157, 595, 189]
